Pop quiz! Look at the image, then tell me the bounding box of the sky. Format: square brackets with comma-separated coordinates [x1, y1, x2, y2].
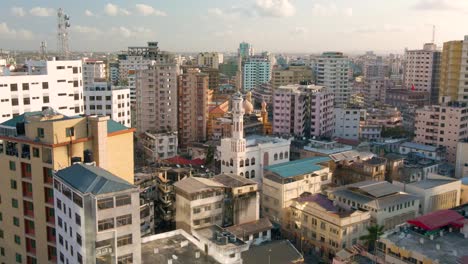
[0, 0, 467, 54]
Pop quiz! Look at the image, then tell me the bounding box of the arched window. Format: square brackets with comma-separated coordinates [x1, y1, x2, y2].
[245, 171, 250, 178]
[245, 158, 250, 166]
[274, 153, 278, 161]
[222, 160, 225, 165]
[285, 151, 289, 159]
[251, 157, 256, 165]
[251, 170, 255, 178]
[240, 160, 244, 167]
[240, 172, 244, 177]
[279, 152, 284, 159]
[230, 159, 233, 166]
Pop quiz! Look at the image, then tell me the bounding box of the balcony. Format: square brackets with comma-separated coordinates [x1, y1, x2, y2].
[45, 207, 55, 225]
[43, 167, 53, 185]
[22, 182, 33, 199]
[21, 144, 31, 160]
[21, 162, 32, 179]
[44, 187, 54, 205]
[23, 201, 34, 218]
[46, 227, 56, 244]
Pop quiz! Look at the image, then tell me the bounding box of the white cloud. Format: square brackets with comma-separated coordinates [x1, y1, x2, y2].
[104, 3, 130, 16]
[411, 0, 468, 11]
[84, 10, 95, 17]
[135, 4, 167, 16]
[11, 7, 25, 17]
[311, 3, 353, 17]
[351, 24, 410, 34]
[109, 26, 153, 38]
[255, 0, 295, 17]
[0, 22, 34, 40]
[74, 25, 101, 34]
[29, 7, 55, 17]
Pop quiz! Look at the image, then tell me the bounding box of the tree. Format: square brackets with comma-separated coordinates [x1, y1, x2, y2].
[359, 224, 384, 253]
[205, 145, 214, 166]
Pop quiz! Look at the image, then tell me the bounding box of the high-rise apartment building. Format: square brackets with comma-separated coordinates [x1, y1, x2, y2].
[333, 108, 364, 140]
[238, 42, 254, 59]
[316, 52, 351, 107]
[271, 65, 313, 89]
[439, 36, 468, 103]
[414, 102, 468, 163]
[197, 52, 224, 69]
[363, 57, 388, 79]
[54, 164, 141, 264]
[83, 82, 131, 127]
[177, 68, 212, 147]
[0, 111, 134, 264]
[82, 58, 107, 88]
[404, 43, 441, 104]
[363, 78, 388, 107]
[0, 59, 84, 123]
[272, 84, 334, 138]
[135, 63, 178, 134]
[243, 56, 272, 91]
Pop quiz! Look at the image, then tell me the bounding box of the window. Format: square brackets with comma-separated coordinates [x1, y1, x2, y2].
[42, 82, 49, 89]
[13, 216, 20, 227]
[117, 254, 133, 264]
[11, 179, 17, 189]
[193, 207, 201, 214]
[10, 161, 16, 171]
[98, 218, 114, 231]
[251, 158, 255, 165]
[75, 213, 81, 226]
[66, 127, 74, 137]
[37, 128, 45, 138]
[16, 253, 22, 263]
[23, 98, 30, 105]
[12, 198, 18, 208]
[11, 83, 18, 91]
[116, 195, 131, 207]
[43, 96, 50, 103]
[0, 229, 3, 238]
[76, 233, 82, 246]
[22, 83, 29, 90]
[14, 235, 21, 244]
[33, 148, 40, 158]
[72, 192, 83, 208]
[97, 198, 114, 210]
[116, 214, 132, 227]
[117, 234, 132, 247]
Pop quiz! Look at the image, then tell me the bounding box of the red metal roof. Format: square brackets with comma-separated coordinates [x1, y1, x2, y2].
[407, 210, 464, 231]
[162, 156, 205, 166]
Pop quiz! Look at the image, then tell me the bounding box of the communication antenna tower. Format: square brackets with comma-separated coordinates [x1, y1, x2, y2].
[40, 41, 47, 60]
[57, 8, 71, 59]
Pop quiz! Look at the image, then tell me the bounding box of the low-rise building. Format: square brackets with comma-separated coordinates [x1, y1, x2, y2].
[54, 164, 141, 264]
[329, 181, 420, 230]
[364, 106, 402, 128]
[286, 194, 371, 258]
[393, 174, 461, 215]
[455, 141, 468, 178]
[333, 108, 365, 141]
[359, 124, 382, 141]
[262, 157, 332, 225]
[300, 139, 353, 158]
[331, 153, 386, 185]
[139, 131, 178, 161]
[399, 141, 443, 161]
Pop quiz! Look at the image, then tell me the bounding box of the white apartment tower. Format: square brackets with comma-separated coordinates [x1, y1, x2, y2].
[316, 52, 351, 107]
[0, 59, 84, 123]
[82, 58, 107, 88]
[54, 164, 141, 264]
[333, 108, 364, 140]
[242, 56, 272, 91]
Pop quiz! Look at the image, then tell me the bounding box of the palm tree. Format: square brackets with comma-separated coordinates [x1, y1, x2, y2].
[360, 224, 384, 253]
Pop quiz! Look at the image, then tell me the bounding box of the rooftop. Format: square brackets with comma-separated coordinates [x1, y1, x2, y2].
[401, 142, 438, 152]
[330, 150, 374, 162]
[407, 176, 458, 190]
[264, 156, 331, 178]
[174, 177, 224, 194]
[304, 139, 353, 155]
[55, 164, 135, 195]
[407, 210, 465, 231]
[225, 218, 273, 238]
[194, 225, 246, 247]
[241, 240, 303, 264]
[245, 135, 290, 147]
[212, 173, 257, 188]
[141, 231, 219, 264]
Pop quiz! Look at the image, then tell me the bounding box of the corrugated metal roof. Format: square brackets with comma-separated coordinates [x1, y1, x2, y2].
[55, 164, 135, 195]
[407, 210, 464, 231]
[173, 177, 224, 194]
[401, 142, 437, 152]
[264, 156, 330, 178]
[107, 119, 128, 133]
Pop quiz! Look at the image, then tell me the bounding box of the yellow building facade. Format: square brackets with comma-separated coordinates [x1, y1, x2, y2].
[439, 40, 463, 103]
[0, 111, 134, 264]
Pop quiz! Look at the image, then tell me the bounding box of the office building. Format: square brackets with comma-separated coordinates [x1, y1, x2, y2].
[242, 56, 271, 91]
[271, 65, 313, 89]
[273, 84, 334, 138]
[177, 68, 211, 147]
[414, 102, 468, 163]
[0, 59, 84, 123]
[0, 111, 134, 263]
[329, 181, 420, 230]
[197, 52, 224, 69]
[439, 36, 468, 103]
[262, 157, 332, 225]
[84, 82, 131, 127]
[54, 164, 141, 264]
[316, 52, 351, 107]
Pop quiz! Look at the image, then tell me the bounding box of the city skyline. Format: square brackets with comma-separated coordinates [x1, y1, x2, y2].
[1, 0, 468, 53]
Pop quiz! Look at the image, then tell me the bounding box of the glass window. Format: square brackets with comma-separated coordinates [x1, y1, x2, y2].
[116, 195, 131, 207]
[37, 128, 45, 138]
[117, 234, 132, 247]
[98, 218, 114, 231]
[117, 254, 133, 264]
[97, 198, 114, 210]
[12, 198, 18, 208]
[9, 161, 16, 171]
[116, 214, 132, 227]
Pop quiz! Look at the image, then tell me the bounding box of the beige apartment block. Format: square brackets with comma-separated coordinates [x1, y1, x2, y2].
[271, 65, 313, 89]
[0, 110, 134, 264]
[439, 39, 464, 103]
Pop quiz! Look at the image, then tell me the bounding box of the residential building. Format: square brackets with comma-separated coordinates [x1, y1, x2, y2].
[462, 178, 468, 204]
[0, 111, 134, 264]
[364, 106, 402, 128]
[54, 164, 141, 264]
[414, 102, 468, 164]
[386, 88, 430, 108]
[201, 67, 220, 90]
[262, 157, 332, 225]
[273, 84, 334, 138]
[359, 124, 382, 141]
[177, 68, 212, 147]
[393, 174, 461, 215]
[439, 37, 468, 103]
[83, 82, 131, 127]
[363, 57, 388, 79]
[139, 131, 178, 161]
[241, 240, 304, 264]
[218, 92, 291, 184]
[271, 65, 313, 89]
[197, 52, 224, 69]
[315, 52, 351, 107]
[219, 58, 238, 79]
[225, 218, 273, 246]
[298, 139, 353, 159]
[242, 55, 271, 91]
[329, 181, 420, 230]
[455, 141, 468, 178]
[82, 58, 106, 88]
[333, 108, 364, 140]
[377, 210, 468, 264]
[251, 82, 273, 106]
[404, 43, 441, 103]
[286, 194, 371, 258]
[207, 100, 230, 140]
[0, 59, 84, 123]
[238, 42, 254, 59]
[399, 141, 442, 160]
[363, 78, 388, 108]
[331, 154, 387, 185]
[108, 61, 119, 84]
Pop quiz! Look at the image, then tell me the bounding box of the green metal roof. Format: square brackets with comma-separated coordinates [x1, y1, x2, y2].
[0, 112, 42, 127]
[55, 163, 135, 195]
[107, 119, 128, 133]
[264, 156, 331, 178]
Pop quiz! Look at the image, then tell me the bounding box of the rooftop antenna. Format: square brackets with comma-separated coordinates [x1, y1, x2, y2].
[57, 8, 71, 59]
[40, 41, 47, 60]
[432, 25, 435, 44]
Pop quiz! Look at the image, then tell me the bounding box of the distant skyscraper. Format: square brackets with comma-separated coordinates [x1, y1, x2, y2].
[315, 52, 351, 107]
[242, 55, 272, 91]
[439, 36, 468, 103]
[238, 42, 254, 58]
